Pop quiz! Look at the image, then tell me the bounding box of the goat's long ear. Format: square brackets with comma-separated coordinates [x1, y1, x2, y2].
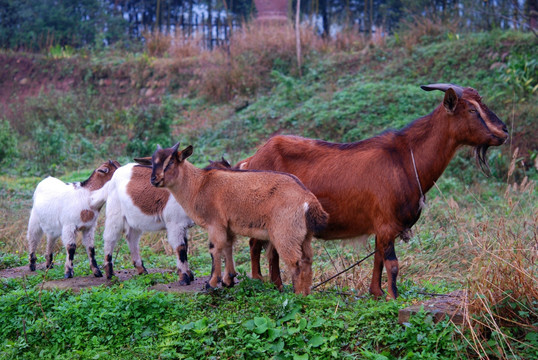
[179, 145, 194, 162]
[443, 88, 458, 114]
[134, 157, 152, 166]
[221, 157, 231, 168]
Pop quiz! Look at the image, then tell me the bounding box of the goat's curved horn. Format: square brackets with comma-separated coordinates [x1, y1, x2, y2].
[156, 144, 163, 151]
[421, 83, 463, 98]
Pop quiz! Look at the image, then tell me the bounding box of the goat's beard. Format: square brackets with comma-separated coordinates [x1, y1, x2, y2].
[475, 145, 491, 176]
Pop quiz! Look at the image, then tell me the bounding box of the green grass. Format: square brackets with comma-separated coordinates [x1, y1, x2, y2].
[0, 273, 463, 360]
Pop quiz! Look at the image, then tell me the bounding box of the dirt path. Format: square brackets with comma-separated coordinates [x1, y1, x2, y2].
[0, 263, 230, 294]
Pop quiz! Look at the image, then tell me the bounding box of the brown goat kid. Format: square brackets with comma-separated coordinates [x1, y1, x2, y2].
[138, 143, 329, 295]
[240, 84, 509, 300]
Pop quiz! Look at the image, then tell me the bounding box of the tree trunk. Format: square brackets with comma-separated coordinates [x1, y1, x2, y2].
[320, 0, 329, 37]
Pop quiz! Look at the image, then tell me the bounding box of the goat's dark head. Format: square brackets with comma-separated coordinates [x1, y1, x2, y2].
[421, 83, 509, 173]
[136, 142, 193, 188]
[205, 157, 232, 170]
[82, 159, 121, 191]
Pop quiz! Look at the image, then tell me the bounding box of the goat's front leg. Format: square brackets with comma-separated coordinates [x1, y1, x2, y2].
[268, 245, 283, 290]
[249, 238, 264, 280]
[382, 239, 399, 300]
[61, 225, 77, 278]
[369, 239, 385, 298]
[221, 234, 237, 288]
[126, 228, 147, 275]
[82, 226, 103, 277]
[369, 234, 399, 300]
[206, 228, 226, 289]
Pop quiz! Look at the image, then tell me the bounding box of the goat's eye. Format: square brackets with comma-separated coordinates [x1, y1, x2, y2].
[469, 109, 477, 114]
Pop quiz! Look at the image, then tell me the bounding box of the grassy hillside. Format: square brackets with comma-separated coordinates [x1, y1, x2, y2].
[0, 27, 536, 359]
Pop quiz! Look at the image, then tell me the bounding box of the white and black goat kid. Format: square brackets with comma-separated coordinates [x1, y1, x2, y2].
[27, 160, 121, 278]
[102, 163, 195, 284]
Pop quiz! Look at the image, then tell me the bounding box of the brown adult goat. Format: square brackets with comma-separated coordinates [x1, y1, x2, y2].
[239, 84, 508, 299]
[137, 143, 328, 295]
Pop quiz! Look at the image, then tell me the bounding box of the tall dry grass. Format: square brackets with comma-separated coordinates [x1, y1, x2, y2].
[460, 154, 537, 359]
[141, 21, 393, 103]
[396, 15, 461, 52]
[188, 23, 324, 101]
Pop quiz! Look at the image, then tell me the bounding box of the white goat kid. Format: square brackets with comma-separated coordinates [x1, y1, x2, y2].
[27, 160, 120, 278]
[102, 163, 195, 284]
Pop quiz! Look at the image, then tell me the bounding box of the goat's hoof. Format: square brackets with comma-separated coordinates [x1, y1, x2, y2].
[205, 282, 217, 291]
[222, 273, 237, 288]
[136, 266, 148, 275]
[46, 263, 54, 269]
[29, 263, 36, 272]
[64, 271, 74, 279]
[189, 271, 194, 282]
[369, 288, 385, 299]
[93, 269, 103, 278]
[178, 273, 192, 286]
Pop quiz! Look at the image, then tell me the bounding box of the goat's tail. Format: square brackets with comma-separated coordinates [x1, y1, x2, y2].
[305, 200, 329, 235]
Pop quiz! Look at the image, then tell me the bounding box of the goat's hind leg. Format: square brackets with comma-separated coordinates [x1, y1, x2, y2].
[102, 213, 123, 279]
[45, 235, 57, 269]
[27, 211, 43, 271]
[168, 226, 194, 285]
[61, 225, 77, 278]
[82, 225, 103, 277]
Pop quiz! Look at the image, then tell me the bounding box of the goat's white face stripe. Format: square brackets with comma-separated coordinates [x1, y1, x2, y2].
[468, 99, 491, 127]
[468, 98, 506, 139]
[162, 155, 172, 174]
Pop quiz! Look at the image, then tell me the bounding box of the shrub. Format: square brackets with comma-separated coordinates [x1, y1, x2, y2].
[125, 98, 176, 157]
[32, 119, 71, 175]
[143, 30, 172, 57]
[500, 55, 538, 101]
[0, 120, 18, 164]
[394, 15, 460, 52]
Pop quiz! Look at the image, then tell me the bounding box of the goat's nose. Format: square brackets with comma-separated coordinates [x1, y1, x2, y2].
[150, 175, 156, 184]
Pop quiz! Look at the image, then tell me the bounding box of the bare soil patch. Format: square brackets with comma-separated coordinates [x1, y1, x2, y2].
[0, 263, 47, 278]
[0, 263, 238, 294]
